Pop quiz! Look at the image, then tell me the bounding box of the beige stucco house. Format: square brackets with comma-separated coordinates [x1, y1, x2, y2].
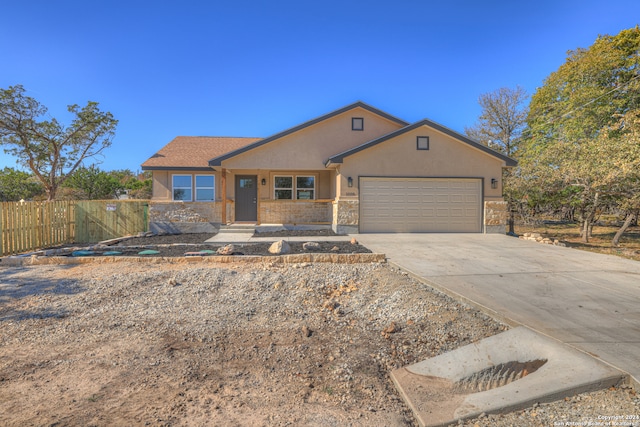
[141, 102, 516, 234]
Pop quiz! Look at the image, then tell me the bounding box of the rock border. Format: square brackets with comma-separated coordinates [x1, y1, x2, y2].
[519, 232, 567, 246]
[0, 253, 387, 267]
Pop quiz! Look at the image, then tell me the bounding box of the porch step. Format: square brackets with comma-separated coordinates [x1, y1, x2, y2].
[218, 224, 257, 234]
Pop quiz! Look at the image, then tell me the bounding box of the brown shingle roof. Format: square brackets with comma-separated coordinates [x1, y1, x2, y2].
[141, 136, 261, 170]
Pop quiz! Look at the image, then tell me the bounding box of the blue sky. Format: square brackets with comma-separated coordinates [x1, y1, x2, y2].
[1, 0, 639, 173]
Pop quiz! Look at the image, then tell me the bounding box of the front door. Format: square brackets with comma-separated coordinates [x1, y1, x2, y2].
[235, 175, 257, 222]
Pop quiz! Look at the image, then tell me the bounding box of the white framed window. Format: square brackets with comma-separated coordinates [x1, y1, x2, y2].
[274, 175, 293, 200]
[296, 176, 315, 200]
[273, 175, 316, 200]
[172, 175, 192, 201]
[195, 175, 215, 201]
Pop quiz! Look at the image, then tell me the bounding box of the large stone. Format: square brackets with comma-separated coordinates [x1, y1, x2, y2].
[302, 242, 320, 251]
[268, 240, 291, 255]
[483, 201, 508, 234]
[216, 244, 235, 255]
[332, 200, 360, 234]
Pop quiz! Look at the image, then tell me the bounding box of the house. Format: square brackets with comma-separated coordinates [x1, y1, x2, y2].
[141, 102, 516, 234]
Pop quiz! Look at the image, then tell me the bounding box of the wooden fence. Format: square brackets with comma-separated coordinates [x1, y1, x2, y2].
[1, 200, 75, 256]
[74, 200, 148, 243]
[1, 200, 149, 256]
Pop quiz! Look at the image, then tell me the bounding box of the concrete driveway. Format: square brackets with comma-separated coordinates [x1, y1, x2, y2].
[355, 233, 640, 386]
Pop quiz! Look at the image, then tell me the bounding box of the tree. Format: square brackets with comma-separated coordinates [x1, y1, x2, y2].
[465, 86, 528, 234]
[0, 167, 44, 201]
[63, 165, 123, 200]
[465, 86, 528, 156]
[522, 113, 640, 242]
[523, 27, 640, 243]
[0, 85, 118, 200]
[122, 171, 152, 199]
[528, 27, 640, 144]
[608, 110, 640, 246]
[106, 169, 152, 199]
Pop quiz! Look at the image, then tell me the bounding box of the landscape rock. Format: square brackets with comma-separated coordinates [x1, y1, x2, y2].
[519, 233, 567, 247]
[350, 237, 358, 245]
[322, 299, 339, 311]
[268, 240, 290, 255]
[302, 242, 321, 251]
[383, 322, 399, 334]
[216, 244, 235, 255]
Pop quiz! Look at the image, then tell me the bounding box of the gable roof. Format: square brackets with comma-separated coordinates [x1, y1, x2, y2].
[208, 101, 409, 167]
[325, 118, 518, 167]
[141, 136, 261, 171]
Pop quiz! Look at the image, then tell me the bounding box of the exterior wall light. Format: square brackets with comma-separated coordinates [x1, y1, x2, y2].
[491, 178, 498, 189]
[261, 178, 266, 186]
[348, 177, 353, 187]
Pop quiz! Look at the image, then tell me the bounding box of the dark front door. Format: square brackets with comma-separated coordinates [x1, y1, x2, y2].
[235, 175, 257, 222]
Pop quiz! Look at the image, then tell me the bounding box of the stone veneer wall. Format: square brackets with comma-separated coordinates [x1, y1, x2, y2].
[484, 201, 507, 234]
[332, 200, 359, 234]
[259, 201, 332, 224]
[148, 201, 222, 234]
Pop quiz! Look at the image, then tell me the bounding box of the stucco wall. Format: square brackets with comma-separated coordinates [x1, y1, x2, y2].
[152, 169, 336, 206]
[336, 125, 506, 200]
[218, 169, 334, 201]
[151, 171, 171, 200]
[221, 107, 404, 170]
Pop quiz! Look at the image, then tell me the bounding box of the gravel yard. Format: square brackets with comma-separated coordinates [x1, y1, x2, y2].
[1, 259, 638, 426]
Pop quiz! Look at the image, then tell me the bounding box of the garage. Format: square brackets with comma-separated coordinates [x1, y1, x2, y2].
[359, 177, 483, 233]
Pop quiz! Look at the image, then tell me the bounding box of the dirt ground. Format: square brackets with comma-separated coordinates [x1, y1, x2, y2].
[3, 232, 638, 426]
[0, 260, 507, 426]
[515, 222, 640, 262]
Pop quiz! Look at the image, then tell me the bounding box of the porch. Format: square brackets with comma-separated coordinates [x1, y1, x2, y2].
[147, 199, 334, 234]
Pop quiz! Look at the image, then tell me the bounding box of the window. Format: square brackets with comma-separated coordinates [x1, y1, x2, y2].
[172, 175, 192, 201]
[195, 175, 215, 201]
[352, 117, 364, 131]
[296, 176, 315, 200]
[417, 136, 430, 150]
[239, 178, 253, 188]
[274, 176, 293, 200]
[172, 175, 215, 201]
[274, 175, 316, 200]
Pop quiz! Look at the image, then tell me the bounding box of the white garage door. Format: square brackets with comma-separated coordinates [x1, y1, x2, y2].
[360, 178, 482, 233]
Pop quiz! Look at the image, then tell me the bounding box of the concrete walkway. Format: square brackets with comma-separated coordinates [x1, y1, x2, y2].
[355, 233, 640, 387]
[205, 224, 354, 243]
[205, 234, 352, 243]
